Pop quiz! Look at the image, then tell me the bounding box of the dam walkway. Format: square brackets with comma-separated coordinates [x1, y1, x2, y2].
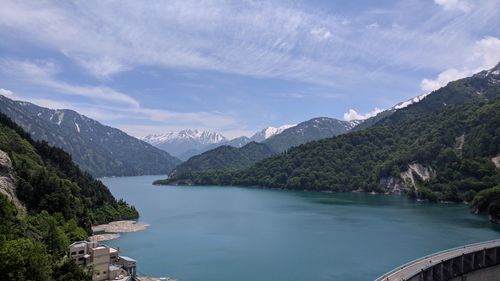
[375, 239, 500, 281]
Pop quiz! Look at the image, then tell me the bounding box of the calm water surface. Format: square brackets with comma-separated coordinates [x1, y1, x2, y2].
[102, 175, 500, 281]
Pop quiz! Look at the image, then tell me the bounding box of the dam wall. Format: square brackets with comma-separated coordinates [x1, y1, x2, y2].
[376, 240, 500, 281]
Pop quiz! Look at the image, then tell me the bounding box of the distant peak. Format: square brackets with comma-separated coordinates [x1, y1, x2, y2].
[141, 129, 227, 145]
[473, 62, 500, 78]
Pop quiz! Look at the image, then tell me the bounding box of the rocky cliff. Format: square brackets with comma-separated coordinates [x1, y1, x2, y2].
[0, 149, 23, 211]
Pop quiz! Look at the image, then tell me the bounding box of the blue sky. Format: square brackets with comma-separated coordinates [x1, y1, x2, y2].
[0, 0, 499, 138]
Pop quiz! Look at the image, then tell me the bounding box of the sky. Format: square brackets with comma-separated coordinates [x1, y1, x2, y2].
[0, 0, 499, 138]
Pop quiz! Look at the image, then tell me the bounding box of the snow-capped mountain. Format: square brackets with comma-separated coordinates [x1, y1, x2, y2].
[141, 129, 227, 158]
[250, 124, 296, 142]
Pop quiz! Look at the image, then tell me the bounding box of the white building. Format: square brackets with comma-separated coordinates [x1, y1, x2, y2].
[69, 241, 137, 281]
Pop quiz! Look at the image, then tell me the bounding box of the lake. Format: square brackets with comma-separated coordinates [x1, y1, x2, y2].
[102, 175, 500, 281]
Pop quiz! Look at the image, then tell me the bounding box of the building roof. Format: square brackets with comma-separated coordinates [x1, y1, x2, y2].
[119, 256, 136, 262]
[69, 241, 87, 248]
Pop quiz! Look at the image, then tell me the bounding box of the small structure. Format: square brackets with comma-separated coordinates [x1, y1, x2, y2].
[69, 240, 136, 281]
[117, 255, 137, 277]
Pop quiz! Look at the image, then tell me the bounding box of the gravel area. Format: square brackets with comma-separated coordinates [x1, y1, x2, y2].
[92, 220, 150, 233]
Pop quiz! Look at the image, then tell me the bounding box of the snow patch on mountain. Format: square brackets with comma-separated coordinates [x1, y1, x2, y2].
[346, 120, 363, 129]
[56, 110, 65, 125]
[263, 124, 296, 139]
[141, 129, 227, 145]
[250, 124, 296, 142]
[393, 93, 429, 110]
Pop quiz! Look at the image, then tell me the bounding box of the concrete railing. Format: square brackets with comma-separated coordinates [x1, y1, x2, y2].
[375, 239, 500, 281]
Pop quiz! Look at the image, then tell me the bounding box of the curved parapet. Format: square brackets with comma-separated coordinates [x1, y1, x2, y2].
[376, 239, 500, 281]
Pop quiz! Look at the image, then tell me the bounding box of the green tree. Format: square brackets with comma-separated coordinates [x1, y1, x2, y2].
[0, 238, 52, 281]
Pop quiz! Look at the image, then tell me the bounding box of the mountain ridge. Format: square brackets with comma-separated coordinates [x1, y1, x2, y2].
[170, 117, 358, 176]
[0, 95, 181, 177]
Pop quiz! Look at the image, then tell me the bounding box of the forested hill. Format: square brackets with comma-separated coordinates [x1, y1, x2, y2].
[170, 142, 275, 176]
[0, 95, 181, 177]
[0, 112, 138, 280]
[161, 64, 500, 220]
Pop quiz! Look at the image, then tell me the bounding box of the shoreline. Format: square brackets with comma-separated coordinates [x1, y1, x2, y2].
[157, 181, 463, 200]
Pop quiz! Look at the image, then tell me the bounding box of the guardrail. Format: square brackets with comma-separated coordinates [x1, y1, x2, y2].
[375, 239, 500, 281]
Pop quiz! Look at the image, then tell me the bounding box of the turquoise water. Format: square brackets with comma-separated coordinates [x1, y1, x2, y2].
[102, 175, 500, 281]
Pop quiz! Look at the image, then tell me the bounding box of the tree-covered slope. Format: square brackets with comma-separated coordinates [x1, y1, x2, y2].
[0, 95, 181, 177]
[169, 142, 275, 177]
[163, 64, 500, 219]
[0, 112, 138, 227]
[0, 112, 139, 280]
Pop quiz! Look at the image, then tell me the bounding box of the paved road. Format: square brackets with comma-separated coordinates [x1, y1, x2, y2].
[376, 240, 500, 281]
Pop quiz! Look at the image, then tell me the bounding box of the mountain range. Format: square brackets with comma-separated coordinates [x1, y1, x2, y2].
[140, 129, 227, 160]
[0, 95, 181, 177]
[141, 124, 296, 160]
[161, 62, 500, 223]
[170, 117, 361, 176]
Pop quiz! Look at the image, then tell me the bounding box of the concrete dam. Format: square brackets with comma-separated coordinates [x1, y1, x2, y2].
[376, 239, 500, 281]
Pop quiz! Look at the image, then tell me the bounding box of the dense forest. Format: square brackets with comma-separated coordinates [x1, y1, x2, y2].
[0, 112, 138, 281]
[161, 66, 500, 221]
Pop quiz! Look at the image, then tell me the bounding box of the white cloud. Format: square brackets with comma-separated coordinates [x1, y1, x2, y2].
[420, 36, 500, 92]
[0, 88, 15, 98]
[72, 55, 130, 79]
[434, 0, 473, 12]
[343, 107, 383, 121]
[1, 0, 497, 86]
[421, 68, 469, 92]
[0, 59, 139, 107]
[473, 36, 500, 70]
[310, 27, 332, 40]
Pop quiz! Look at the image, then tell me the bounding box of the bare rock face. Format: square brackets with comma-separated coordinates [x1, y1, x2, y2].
[492, 155, 500, 169]
[0, 149, 24, 211]
[379, 176, 405, 194]
[379, 163, 434, 194]
[454, 134, 465, 156]
[400, 163, 434, 187]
